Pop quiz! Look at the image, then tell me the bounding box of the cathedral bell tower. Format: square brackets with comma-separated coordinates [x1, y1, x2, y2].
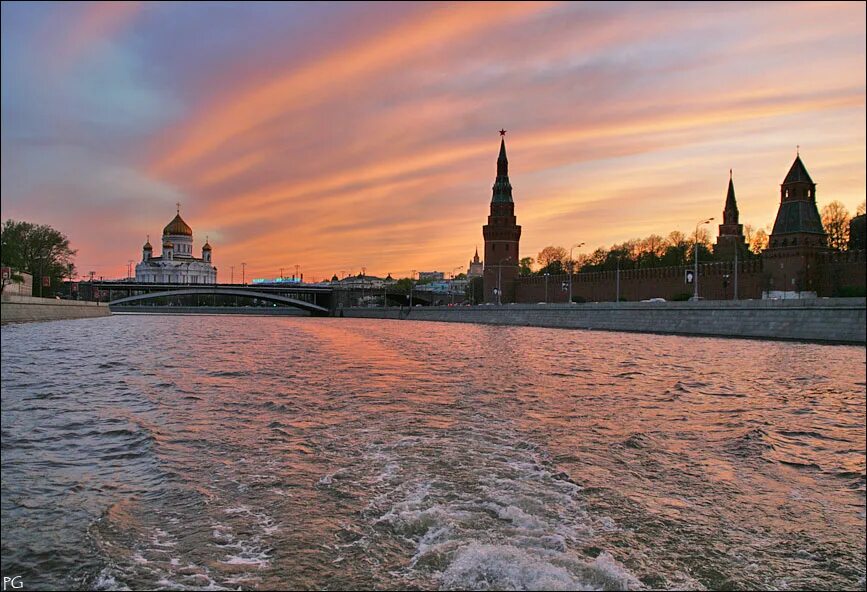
[483, 130, 522, 303]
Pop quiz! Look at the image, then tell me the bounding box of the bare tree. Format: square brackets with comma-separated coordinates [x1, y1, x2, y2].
[821, 200, 851, 251]
[536, 246, 568, 268]
[749, 228, 769, 254]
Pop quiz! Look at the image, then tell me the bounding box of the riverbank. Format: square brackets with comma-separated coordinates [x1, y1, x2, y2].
[1, 294, 111, 325]
[341, 298, 866, 344]
[111, 305, 308, 316]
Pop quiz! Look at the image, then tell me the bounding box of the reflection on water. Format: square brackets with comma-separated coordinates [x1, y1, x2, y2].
[1, 316, 864, 590]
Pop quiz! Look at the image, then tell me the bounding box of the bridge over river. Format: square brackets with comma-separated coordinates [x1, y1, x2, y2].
[76, 281, 436, 315]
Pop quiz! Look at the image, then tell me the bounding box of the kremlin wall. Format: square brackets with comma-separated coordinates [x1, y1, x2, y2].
[513, 250, 866, 304]
[480, 134, 865, 306]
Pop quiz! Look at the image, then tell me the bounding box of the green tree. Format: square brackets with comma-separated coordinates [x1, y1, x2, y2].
[0, 219, 77, 295]
[465, 276, 484, 304]
[519, 256, 534, 276]
[392, 277, 414, 294]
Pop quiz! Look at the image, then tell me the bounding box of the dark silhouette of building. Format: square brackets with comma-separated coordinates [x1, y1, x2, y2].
[510, 151, 863, 302]
[714, 170, 748, 260]
[762, 152, 828, 297]
[483, 131, 521, 303]
[849, 213, 866, 251]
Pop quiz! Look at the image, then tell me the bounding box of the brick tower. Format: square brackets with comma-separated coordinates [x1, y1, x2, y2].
[483, 130, 521, 303]
[762, 151, 828, 298]
[714, 170, 748, 259]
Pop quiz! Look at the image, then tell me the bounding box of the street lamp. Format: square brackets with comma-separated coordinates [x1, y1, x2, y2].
[409, 269, 416, 308]
[241, 262, 247, 285]
[544, 273, 550, 303]
[693, 217, 714, 300]
[495, 257, 511, 306]
[615, 256, 620, 302]
[451, 266, 462, 305]
[568, 242, 585, 304]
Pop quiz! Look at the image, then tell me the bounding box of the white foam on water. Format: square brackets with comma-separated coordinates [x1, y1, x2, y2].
[93, 569, 132, 591]
[318, 468, 348, 486]
[361, 432, 645, 590]
[221, 551, 271, 569]
[439, 543, 589, 591]
[150, 527, 177, 547]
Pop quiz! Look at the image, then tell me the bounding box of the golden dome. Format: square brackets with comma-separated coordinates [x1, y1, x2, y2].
[163, 213, 192, 236]
[202, 242, 212, 251]
[143, 240, 152, 250]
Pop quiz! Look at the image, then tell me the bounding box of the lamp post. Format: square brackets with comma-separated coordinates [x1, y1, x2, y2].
[241, 262, 247, 285]
[409, 269, 415, 308]
[544, 273, 550, 303]
[568, 242, 585, 304]
[495, 258, 510, 306]
[733, 247, 738, 301]
[451, 266, 462, 305]
[615, 257, 620, 303]
[693, 218, 714, 300]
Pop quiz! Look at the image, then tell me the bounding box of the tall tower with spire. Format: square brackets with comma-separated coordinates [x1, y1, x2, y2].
[468, 246, 484, 278]
[714, 170, 747, 259]
[762, 150, 828, 298]
[482, 130, 522, 303]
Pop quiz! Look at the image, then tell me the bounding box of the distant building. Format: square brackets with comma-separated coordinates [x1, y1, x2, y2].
[135, 207, 217, 284]
[849, 213, 866, 251]
[467, 247, 484, 278]
[483, 132, 521, 303]
[418, 271, 444, 282]
[0, 268, 33, 296]
[714, 170, 748, 260]
[417, 281, 451, 294]
[762, 153, 828, 298]
[416, 278, 469, 294]
[333, 273, 394, 289]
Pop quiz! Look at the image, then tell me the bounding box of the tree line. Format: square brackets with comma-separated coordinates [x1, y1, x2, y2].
[1, 219, 77, 295]
[522, 199, 865, 276]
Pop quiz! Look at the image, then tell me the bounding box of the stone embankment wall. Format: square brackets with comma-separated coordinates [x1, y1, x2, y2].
[1, 294, 111, 324]
[340, 298, 866, 344]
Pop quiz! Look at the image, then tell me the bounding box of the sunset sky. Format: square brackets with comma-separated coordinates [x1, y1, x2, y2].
[2, 1, 865, 281]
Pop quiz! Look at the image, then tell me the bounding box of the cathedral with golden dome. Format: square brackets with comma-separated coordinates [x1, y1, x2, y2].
[134, 206, 217, 283]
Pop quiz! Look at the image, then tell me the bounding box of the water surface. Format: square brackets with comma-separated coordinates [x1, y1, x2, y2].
[2, 316, 864, 590]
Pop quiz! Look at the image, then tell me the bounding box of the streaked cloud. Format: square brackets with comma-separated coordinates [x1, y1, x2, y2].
[1, 2, 864, 281]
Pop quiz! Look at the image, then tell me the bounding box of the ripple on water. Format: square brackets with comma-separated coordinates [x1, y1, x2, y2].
[1, 316, 865, 590]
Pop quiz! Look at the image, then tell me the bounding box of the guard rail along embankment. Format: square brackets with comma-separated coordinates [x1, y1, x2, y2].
[1, 294, 111, 325]
[340, 298, 866, 344]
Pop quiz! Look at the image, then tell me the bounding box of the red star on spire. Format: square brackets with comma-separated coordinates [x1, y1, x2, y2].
[499, 129, 507, 136]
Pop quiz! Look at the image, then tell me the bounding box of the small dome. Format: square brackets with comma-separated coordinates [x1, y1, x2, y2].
[163, 213, 192, 236]
[143, 240, 152, 250]
[202, 241, 212, 251]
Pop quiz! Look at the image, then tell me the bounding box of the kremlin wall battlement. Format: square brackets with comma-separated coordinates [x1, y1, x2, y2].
[514, 250, 865, 303]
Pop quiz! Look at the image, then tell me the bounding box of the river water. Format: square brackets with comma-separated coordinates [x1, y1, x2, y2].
[1, 315, 864, 591]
